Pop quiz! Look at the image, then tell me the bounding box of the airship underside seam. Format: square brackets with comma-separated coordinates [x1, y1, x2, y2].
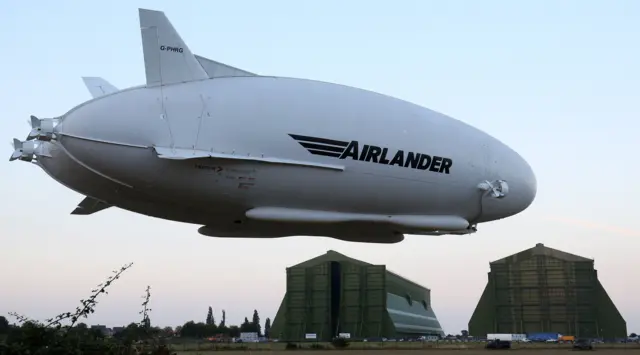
[33, 159, 113, 216]
[153, 146, 345, 171]
[60, 132, 149, 149]
[59, 132, 346, 171]
[55, 138, 133, 188]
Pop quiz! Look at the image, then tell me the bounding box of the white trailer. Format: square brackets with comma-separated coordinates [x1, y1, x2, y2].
[238, 332, 259, 343]
[487, 333, 512, 341]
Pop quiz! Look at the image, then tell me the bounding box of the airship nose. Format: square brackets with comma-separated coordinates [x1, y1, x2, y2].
[477, 148, 537, 223]
[503, 152, 537, 218]
[517, 157, 537, 211]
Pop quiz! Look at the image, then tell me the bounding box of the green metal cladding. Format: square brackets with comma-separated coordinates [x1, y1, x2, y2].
[468, 243, 627, 339]
[270, 250, 444, 341]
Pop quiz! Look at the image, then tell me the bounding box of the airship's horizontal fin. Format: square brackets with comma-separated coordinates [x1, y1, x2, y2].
[194, 55, 257, 78]
[153, 146, 345, 171]
[71, 197, 111, 215]
[81, 77, 119, 98]
[139, 8, 208, 87]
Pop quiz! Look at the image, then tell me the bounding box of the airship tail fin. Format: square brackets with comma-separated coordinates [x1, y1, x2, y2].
[81, 77, 119, 98]
[71, 196, 111, 215]
[194, 54, 257, 78]
[138, 8, 208, 87]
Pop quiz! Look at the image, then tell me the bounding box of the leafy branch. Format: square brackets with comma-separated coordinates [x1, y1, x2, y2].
[7, 311, 40, 326]
[140, 285, 152, 329]
[2, 262, 181, 355]
[136, 285, 171, 354]
[8, 262, 134, 330]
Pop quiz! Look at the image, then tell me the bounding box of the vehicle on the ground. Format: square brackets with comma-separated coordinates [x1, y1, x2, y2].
[573, 338, 594, 351]
[485, 339, 511, 349]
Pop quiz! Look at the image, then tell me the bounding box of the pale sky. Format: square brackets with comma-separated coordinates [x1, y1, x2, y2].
[1, 0, 638, 335]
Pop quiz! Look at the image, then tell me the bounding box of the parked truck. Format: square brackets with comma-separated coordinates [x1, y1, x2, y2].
[559, 335, 575, 343]
[527, 332, 560, 342]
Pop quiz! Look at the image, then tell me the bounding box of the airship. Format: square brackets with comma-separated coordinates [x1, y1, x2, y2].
[9, 8, 536, 244]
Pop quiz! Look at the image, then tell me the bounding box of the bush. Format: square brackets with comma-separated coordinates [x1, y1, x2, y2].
[332, 337, 350, 349]
[310, 342, 326, 349]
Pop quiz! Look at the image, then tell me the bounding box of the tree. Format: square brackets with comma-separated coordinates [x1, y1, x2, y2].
[252, 310, 261, 336]
[240, 317, 251, 332]
[181, 321, 210, 338]
[219, 310, 226, 327]
[228, 325, 240, 337]
[206, 306, 214, 325]
[264, 317, 271, 338]
[0, 315, 10, 334]
[461, 330, 469, 337]
[113, 322, 145, 344]
[162, 326, 174, 337]
[630, 333, 637, 338]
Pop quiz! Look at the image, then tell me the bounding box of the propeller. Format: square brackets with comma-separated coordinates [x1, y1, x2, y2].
[27, 115, 55, 141]
[9, 139, 22, 161]
[9, 138, 40, 162]
[477, 179, 509, 199]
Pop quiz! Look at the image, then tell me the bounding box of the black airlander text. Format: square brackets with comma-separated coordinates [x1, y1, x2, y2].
[288, 134, 453, 174]
[339, 141, 452, 174]
[160, 45, 184, 53]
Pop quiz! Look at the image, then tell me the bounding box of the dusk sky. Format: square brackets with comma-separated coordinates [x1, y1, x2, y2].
[1, 0, 638, 335]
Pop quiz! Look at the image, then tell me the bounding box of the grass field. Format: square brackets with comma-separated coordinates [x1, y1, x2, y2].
[169, 341, 640, 353]
[173, 352, 640, 355]
[173, 350, 640, 355]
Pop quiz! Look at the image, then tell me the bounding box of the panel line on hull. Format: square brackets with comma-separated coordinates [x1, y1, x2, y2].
[153, 146, 345, 171]
[59, 133, 149, 149]
[56, 140, 133, 188]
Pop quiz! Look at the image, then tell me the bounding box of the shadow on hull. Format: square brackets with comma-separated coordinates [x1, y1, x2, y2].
[198, 221, 405, 244]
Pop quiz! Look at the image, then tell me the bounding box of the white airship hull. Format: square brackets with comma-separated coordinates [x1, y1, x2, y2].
[33, 138, 470, 244]
[10, 8, 537, 244]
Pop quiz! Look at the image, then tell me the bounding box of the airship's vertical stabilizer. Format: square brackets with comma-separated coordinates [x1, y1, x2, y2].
[194, 55, 257, 78]
[81, 77, 119, 98]
[138, 8, 208, 87]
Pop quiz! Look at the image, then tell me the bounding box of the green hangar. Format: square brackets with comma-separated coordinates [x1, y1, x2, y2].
[270, 250, 445, 341]
[468, 243, 626, 339]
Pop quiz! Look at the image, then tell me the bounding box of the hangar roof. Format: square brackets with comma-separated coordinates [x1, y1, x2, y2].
[490, 243, 593, 265]
[290, 250, 429, 292]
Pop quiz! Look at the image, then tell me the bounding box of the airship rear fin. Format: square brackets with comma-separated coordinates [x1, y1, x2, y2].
[139, 8, 208, 87]
[71, 197, 111, 215]
[81, 77, 119, 98]
[194, 54, 257, 78]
